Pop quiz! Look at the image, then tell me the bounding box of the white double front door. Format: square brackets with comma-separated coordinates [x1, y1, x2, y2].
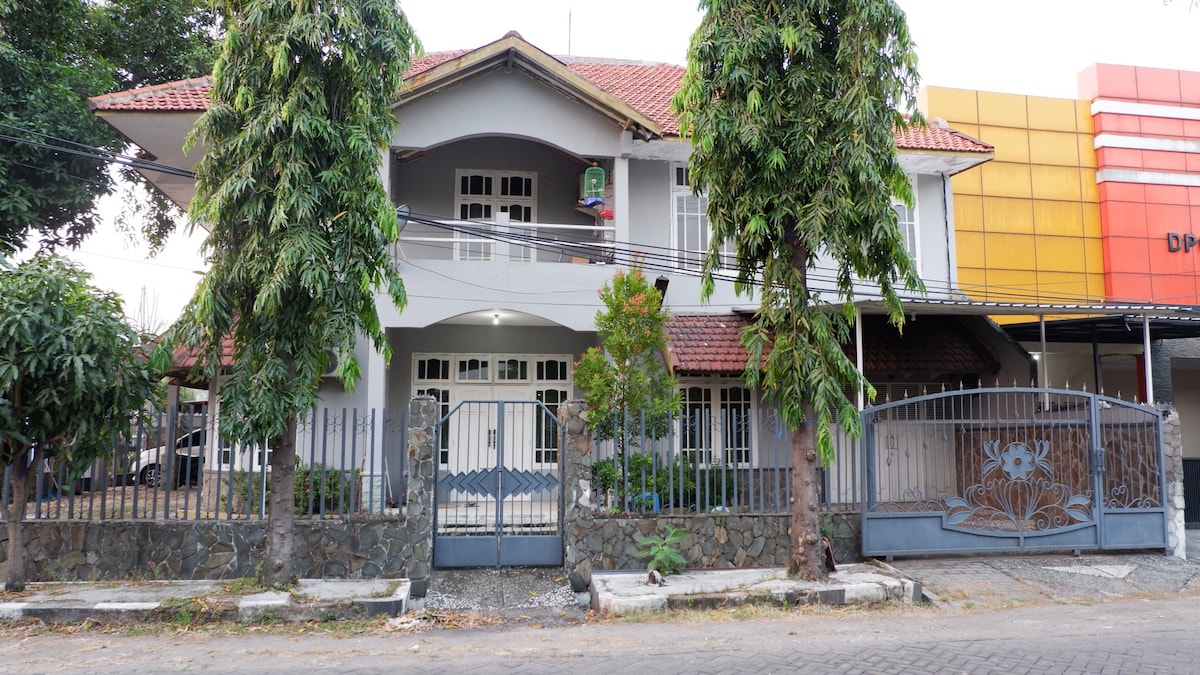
[414, 353, 570, 477]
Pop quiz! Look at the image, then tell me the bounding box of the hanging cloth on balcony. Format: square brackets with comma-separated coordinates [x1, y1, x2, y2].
[582, 162, 606, 208]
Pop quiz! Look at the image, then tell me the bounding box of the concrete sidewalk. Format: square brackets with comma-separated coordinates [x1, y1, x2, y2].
[885, 529, 1200, 609]
[3, 532, 1199, 623]
[0, 578, 410, 624]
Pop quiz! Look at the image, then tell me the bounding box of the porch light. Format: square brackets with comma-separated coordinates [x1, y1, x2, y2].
[493, 313, 500, 325]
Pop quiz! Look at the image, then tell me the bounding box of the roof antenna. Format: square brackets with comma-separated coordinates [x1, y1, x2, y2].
[567, 5, 572, 56]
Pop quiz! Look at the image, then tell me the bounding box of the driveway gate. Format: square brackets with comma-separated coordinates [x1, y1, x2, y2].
[861, 387, 1168, 557]
[433, 400, 563, 567]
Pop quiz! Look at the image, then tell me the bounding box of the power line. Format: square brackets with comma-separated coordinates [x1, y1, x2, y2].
[0, 124, 196, 178]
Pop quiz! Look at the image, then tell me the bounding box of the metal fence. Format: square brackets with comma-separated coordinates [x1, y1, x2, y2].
[5, 406, 408, 522]
[589, 408, 861, 516]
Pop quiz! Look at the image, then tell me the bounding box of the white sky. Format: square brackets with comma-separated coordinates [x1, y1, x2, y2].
[67, 0, 1200, 327]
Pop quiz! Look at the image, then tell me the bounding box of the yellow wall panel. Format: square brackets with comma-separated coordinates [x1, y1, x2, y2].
[919, 87, 979, 124]
[1030, 165, 1083, 202]
[1034, 237, 1089, 273]
[1083, 236, 1105, 274]
[949, 122, 981, 139]
[978, 91, 1029, 128]
[952, 167, 982, 195]
[1033, 271, 1095, 302]
[1084, 273, 1106, 302]
[984, 233, 1038, 270]
[1033, 200, 1084, 237]
[956, 267, 988, 300]
[1026, 96, 1078, 132]
[954, 194, 984, 231]
[1079, 169, 1099, 203]
[1077, 135, 1097, 168]
[955, 230, 987, 268]
[978, 126, 1031, 163]
[983, 196, 1035, 234]
[1029, 130, 1080, 166]
[985, 268, 1042, 301]
[1074, 100, 1094, 134]
[980, 163, 1033, 200]
[1081, 203, 1102, 238]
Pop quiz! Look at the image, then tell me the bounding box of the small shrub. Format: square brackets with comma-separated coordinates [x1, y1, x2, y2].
[633, 527, 688, 576]
[224, 458, 361, 516]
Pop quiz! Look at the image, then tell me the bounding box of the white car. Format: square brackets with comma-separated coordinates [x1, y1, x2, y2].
[133, 429, 212, 487]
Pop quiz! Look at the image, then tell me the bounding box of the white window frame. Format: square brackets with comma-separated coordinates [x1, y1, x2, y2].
[670, 163, 734, 271]
[677, 381, 754, 467]
[454, 169, 538, 261]
[891, 175, 920, 269]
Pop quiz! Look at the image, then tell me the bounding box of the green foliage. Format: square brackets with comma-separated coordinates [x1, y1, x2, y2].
[0, 254, 159, 589]
[593, 451, 740, 513]
[632, 527, 689, 576]
[0, 0, 219, 255]
[227, 459, 360, 517]
[574, 268, 682, 452]
[671, 0, 925, 466]
[85, 0, 222, 92]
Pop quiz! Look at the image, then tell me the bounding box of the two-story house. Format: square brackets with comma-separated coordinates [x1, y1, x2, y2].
[91, 33, 1055, 563]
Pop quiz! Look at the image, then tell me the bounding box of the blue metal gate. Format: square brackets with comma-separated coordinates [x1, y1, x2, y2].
[433, 400, 563, 568]
[861, 388, 1169, 557]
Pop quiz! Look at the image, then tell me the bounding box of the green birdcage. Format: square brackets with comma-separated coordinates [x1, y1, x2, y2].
[582, 163, 606, 207]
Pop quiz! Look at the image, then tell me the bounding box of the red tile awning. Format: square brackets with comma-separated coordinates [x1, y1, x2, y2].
[665, 313, 1000, 376]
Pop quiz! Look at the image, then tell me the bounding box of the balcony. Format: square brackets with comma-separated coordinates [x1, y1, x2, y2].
[394, 213, 617, 265]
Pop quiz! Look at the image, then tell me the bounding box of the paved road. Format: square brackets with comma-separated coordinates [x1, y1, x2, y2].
[5, 593, 1200, 674]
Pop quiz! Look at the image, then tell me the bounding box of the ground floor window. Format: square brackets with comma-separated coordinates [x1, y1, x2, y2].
[679, 382, 753, 466]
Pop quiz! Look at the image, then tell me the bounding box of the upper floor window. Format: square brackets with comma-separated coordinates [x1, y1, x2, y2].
[670, 164, 735, 271]
[891, 176, 919, 265]
[455, 169, 538, 261]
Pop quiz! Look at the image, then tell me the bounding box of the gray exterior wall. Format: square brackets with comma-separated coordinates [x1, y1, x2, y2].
[628, 159, 672, 252]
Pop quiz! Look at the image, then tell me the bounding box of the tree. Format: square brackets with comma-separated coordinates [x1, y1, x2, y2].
[574, 268, 682, 502]
[672, 0, 924, 579]
[0, 254, 157, 591]
[0, 0, 220, 255]
[0, 0, 120, 254]
[167, 0, 418, 586]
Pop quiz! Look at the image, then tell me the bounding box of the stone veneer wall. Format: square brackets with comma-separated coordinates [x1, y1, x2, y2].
[4, 519, 418, 581]
[0, 397, 441, 585]
[559, 401, 860, 592]
[1161, 406, 1186, 559]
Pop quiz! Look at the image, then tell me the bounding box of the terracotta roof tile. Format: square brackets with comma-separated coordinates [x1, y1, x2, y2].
[87, 76, 214, 112]
[895, 121, 993, 153]
[665, 313, 1000, 376]
[559, 57, 685, 135]
[88, 48, 992, 154]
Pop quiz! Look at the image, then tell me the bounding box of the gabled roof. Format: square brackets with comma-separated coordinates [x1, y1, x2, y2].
[397, 32, 664, 140]
[665, 313, 1000, 376]
[88, 33, 992, 154]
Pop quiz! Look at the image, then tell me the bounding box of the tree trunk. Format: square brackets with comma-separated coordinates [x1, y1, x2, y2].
[258, 412, 297, 587]
[788, 405, 828, 580]
[3, 445, 41, 592]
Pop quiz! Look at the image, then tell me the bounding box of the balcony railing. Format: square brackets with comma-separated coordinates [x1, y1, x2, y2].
[395, 217, 617, 264]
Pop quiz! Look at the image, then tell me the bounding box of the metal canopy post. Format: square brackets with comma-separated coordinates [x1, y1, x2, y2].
[855, 308, 864, 411]
[1143, 313, 1154, 404]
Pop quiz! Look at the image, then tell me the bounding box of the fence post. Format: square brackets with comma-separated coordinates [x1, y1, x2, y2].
[1160, 405, 1186, 559]
[560, 400, 594, 594]
[406, 396, 438, 595]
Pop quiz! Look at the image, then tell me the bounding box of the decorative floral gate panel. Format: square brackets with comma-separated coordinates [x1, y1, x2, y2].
[861, 387, 1167, 557]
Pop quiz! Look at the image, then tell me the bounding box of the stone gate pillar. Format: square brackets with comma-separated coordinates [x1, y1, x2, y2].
[1160, 405, 1186, 559]
[560, 401, 595, 593]
[406, 396, 438, 594]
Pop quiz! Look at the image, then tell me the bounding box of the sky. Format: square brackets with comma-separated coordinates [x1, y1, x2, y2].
[65, 0, 1200, 328]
